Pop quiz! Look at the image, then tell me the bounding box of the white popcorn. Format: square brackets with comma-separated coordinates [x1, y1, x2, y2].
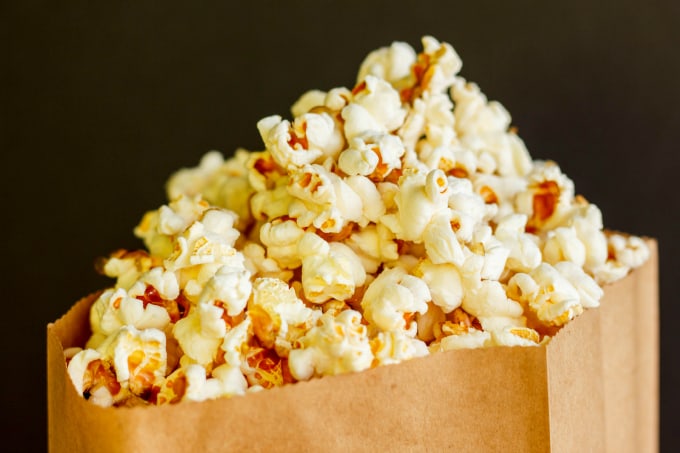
[507, 262, 594, 327]
[570, 204, 609, 271]
[337, 140, 379, 177]
[471, 173, 528, 221]
[451, 79, 511, 137]
[67, 349, 107, 403]
[435, 330, 491, 351]
[400, 91, 457, 153]
[198, 264, 252, 316]
[287, 163, 363, 232]
[542, 226, 587, 267]
[414, 260, 464, 313]
[182, 364, 248, 402]
[250, 183, 294, 221]
[96, 325, 167, 396]
[291, 90, 327, 117]
[607, 233, 650, 269]
[462, 280, 523, 321]
[417, 36, 463, 94]
[101, 249, 154, 291]
[357, 40, 417, 88]
[446, 176, 496, 242]
[344, 175, 386, 225]
[165, 151, 255, 232]
[343, 75, 407, 140]
[220, 316, 252, 368]
[246, 151, 285, 192]
[553, 261, 603, 308]
[257, 112, 344, 170]
[259, 219, 306, 269]
[491, 326, 543, 347]
[135, 195, 211, 258]
[361, 266, 430, 333]
[514, 161, 576, 233]
[337, 133, 404, 181]
[371, 330, 429, 366]
[298, 232, 366, 303]
[240, 241, 291, 281]
[323, 87, 353, 111]
[248, 277, 320, 356]
[89, 287, 171, 348]
[173, 303, 227, 366]
[382, 168, 450, 242]
[164, 211, 243, 274]
[128, 266, 180, 301]
[494, 214, 542, 272]
[421, 212, 466, 266]
[166, 151, 226, 200]
[593, 233, 650, 284]
[345, 223, 399, 273]
[470, 226, 510, 281]
[288, 309, 373, 380]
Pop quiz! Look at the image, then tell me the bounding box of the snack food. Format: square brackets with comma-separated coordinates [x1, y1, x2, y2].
[64, 36, 650, 407]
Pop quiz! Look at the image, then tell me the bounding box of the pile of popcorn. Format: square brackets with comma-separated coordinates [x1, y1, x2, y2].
[66, 36, 650, 407]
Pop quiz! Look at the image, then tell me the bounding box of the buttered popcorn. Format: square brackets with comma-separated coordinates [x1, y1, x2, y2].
[67, 36, 649, 407]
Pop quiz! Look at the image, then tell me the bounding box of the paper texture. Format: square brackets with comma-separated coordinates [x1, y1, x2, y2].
[47, 239, 658, 452]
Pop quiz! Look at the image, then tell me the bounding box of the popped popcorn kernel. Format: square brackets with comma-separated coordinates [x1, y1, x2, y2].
[371, 330, 429, 366]
[288, 309, 373, 380]
[361, 266, 430, 334]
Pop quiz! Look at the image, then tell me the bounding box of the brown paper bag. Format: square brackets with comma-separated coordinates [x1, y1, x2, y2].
[47, 240, 658, 452]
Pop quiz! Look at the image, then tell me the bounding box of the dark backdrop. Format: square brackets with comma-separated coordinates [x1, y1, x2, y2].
[3, 1, 678, 451]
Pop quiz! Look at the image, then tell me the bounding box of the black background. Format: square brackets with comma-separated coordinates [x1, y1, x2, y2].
[3, 1, 678, 451]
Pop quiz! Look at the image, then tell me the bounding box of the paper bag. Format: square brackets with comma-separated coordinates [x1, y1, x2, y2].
[47, 240, 658, 452]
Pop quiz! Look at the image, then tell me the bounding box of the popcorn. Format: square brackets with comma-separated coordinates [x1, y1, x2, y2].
[97, 326, 167, 395]
[337, 133, 404, 181]
[542, 226, 587, 267]
[298, 232, 366, 303]
[135, 195, 211, 258]
[67, 349, 123, 407]
[357, 40, 416, 88]
[241, 346, 293, 389]
[257, 112, 344, 170]
[248, 277, 320, 356]
[491, 326, 543, 347]
[288, 309, 373, 380]
[361, 266, 430, 334]
[515, 161, 576, 233]
[88, 286, 172, 349]
[507, 261, 602, 327]
[343, 75, 407, 140]
[345, 223, 399, 273]
[173, 303, 228, 366]
[462, 280, 524, 323]
[413, 260, 464, 313]
[287, 163, 363, 233]
[197, 263, 252, 316]
[69, 36, 650, 407]
[592, 233, 650, 284]
[382, 168, 450, 242]
[371, 330, 429, 366]
[68, 325, 167, 406]
[160, 364, 248, 404]
[99, 249, 155, 290]
[494, 214, 542, 273]
[259, 219, 306, 269]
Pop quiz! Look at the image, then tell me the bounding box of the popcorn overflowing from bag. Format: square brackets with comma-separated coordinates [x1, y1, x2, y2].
[65, 36, 650, 407]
